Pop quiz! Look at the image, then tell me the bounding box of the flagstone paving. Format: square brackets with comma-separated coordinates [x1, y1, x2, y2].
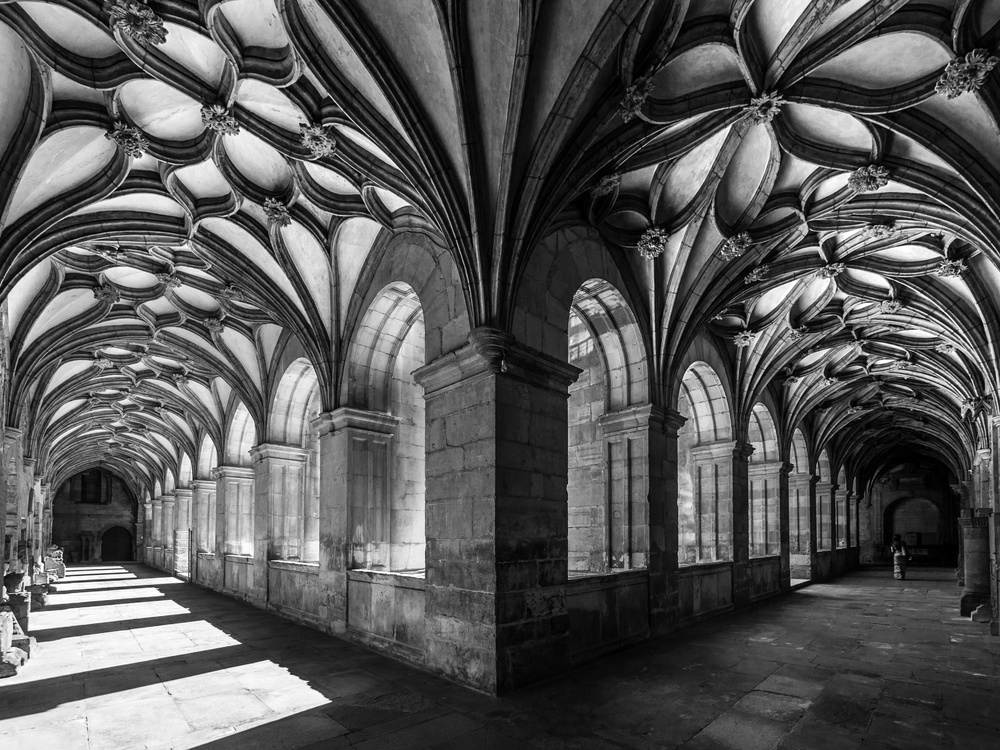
[0, 565, 997, 749]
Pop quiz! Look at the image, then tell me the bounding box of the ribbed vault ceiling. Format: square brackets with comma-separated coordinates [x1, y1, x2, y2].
[1, 0, 999, 497]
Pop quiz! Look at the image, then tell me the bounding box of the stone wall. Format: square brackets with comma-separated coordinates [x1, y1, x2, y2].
[51, 471, 136, 563]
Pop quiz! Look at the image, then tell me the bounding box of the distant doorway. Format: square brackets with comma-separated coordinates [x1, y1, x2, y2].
[101, 526, 133, 561]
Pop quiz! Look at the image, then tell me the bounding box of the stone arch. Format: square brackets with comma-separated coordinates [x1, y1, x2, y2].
[162, 469, 175, 495]
[177, 453, 193, 488]
[225, 401, 256, 467]
[884, 496, 943, 547]
[677, 361, 734, 565]
[344, 281, 427, 573]
[344, 231, 470, 373]
[748, 403, 779, 557]
[789, 428, 811, 558]
[100, 525, 133, 562]
[567, 278, 651, 574]
[511, 225, 649, 375]
[269, 358, 320, 447]
[196, 434, 217, 480]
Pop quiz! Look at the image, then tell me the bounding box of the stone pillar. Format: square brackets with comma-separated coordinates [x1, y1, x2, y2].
[160, 493, 175, 571]
[413, 327, 580, 694]
[731, 442, 754, 607]
[778, 462, 793, 589]
[191, 480, 215, 553]
[650, 408, 683, 636]
[311, 408, 398, 634]
[808, 475, 821, 577]
[844, 491, 853, 549]
[213, 466, 255, 557]
[960, 509, 991, 616]
[151, 496, 163, 567]
[173, 487, 192, 579]
[142, 500, 152, 562]
[249, 444, 310, 606]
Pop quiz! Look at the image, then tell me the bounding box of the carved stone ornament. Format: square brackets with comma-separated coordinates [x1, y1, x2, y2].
[783, 375, 801, 386]
[93, 284, 121, 304]
[788, 326, 808, 341]
[201, 104, 240, 136]
[104, 122, 148, 158]
[155, 272, 182, 289]
[618, 76, 654, 123]
[263, 197, 292, 227]
[636, 227, 668, 259]
[94, 358, 115, 371]
[744, 264, 770, 285]
[591, 173, 621, 197]
[816, 262, 846, 279]
[863, 221, 897, 239]
[204, 317, 225, 333]
[935, 341, 956, 354]
[847, 405, 863, 415]
[719, 232, 752, 260]
[823, 376, 839, 386]
[934, 258, 967, 277]
[935, 49, 999, 99]
[299, 123, 336, 158]
[171, 373, 188, 387]
[739, 92, 785, 125]
[847, 165, 889, 192]
[876, 299, 903, 315]
[94, 245, 128, 263]
[87, 397, 102, 411]
[108, 0, 168, 45]
[221, 284, 246, 302]
[733, 330, 757, 348]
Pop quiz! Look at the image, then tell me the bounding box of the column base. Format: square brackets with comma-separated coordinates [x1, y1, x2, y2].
[960, 590, 989, 617]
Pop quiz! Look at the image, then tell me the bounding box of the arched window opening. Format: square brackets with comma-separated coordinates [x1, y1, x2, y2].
[677, 362, 733, 565]
[195, 434, 218, 554]
[836, 466, 848, 549]
[269, 359, 321, 562]
[788, 429, 812, 581]
[748, 403, 780, 557]
[178, 454, 193, 488]
[347, 282, 426, 574]
[567, 279, 649, 576]
[817, 450, 832, 552]
[224, 402, 257, 555]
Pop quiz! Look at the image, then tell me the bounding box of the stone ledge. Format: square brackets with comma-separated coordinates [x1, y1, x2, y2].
[268, 559, 320, 575]
[678, 560, 734, 577]
[565, 569, 648, 593]
[347, 568, 427, 590]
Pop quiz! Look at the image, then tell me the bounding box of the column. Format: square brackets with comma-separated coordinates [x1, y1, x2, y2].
[142, 499, 152, 563]
[249, 444, 309, 606]
[173, 487, 192, 579]
[778, 462, 793, 589]
[647, 408, 680, 636]
[808, 475, 821, 578]
[214, 467, 254, 556]
[959, 509, 992, 617]
[151, 496, 163, 568]
[160, 493, 175, 572]
[312, 408, 398, 634]
[731, 441, 753, 606]
[413, 327, 580, 694]
[191, 479, 216, 553]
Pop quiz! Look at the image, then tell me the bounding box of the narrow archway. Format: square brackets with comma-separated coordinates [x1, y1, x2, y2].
[101, 526, 134, 562]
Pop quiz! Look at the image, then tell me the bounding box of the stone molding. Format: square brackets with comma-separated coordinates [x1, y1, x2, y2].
[414, 327, 582, 397]
[959, 516, 990, 529]
[690, 440, 737, 462]
[249, 443, 310, 464]
[191, 479, 215, 492]
[598, 404, 667, 435]
[211, 465, 255, 481]
[779, 462, 795, 476]
[173, 487, 193, 500]
[311, 407, 399, 438]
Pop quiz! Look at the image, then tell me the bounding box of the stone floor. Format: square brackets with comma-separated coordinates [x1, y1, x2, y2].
[0, 565, 998, 749]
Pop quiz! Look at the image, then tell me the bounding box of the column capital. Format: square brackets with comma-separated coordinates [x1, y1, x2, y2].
[599, 404, 669, 435]
[959, 516, 990, 528]
[191, 479, 215, 491]
[809, 475, 822, 486]
[779, 462, 795, 476]
[250, 443, 310, 464]
[3, 427, 22, 449]
[733, 441, 755, 462]
[173, 487, 194, 500]
[22, 457, 36, 471]
[413, 328, 582, 396]
[312, 407, 398, 438]
[151, 496, 163, 507]
[211, 465, 255, 480]
[159, 493, 176, 507]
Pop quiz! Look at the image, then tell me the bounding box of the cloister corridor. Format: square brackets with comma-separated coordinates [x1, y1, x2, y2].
[0, 565, 996, 750]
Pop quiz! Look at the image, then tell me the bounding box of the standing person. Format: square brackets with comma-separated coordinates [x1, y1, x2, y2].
[890, 534, 909, 580]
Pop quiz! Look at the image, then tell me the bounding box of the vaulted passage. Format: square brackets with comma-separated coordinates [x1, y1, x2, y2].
[2, 0, 1000, 713]
[2, 565, 998, 749]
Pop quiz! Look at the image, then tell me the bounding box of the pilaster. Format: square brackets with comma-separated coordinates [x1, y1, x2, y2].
[959, 509, 992, 616]
[731, 441, 754, 606]
[778, 462, 793, 589]
[173, 488, 193, 579]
